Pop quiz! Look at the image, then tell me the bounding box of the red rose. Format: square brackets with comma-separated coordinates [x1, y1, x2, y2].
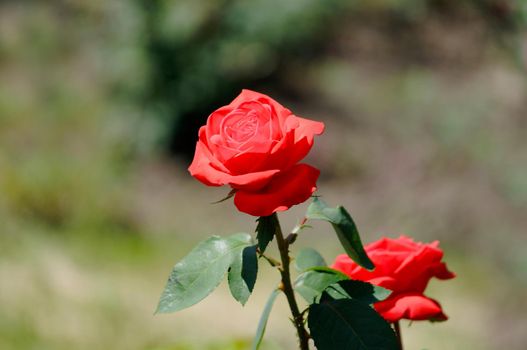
[332, 235, 455, 323]
[188, 89, 325, 216]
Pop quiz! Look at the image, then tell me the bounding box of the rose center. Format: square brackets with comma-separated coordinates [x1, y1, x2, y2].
[223, 112, 259, 146]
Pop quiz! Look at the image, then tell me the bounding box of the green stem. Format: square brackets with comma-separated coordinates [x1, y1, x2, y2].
[394, 321, 403, 350]
[272, 213, 310, 350]
[260, 252, 281, 267]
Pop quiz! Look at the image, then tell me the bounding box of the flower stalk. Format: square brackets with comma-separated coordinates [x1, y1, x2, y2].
[272, 213, 310, 350]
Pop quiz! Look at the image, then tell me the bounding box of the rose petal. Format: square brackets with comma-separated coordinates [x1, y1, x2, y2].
[226, 169, 281, 191]
[246, 115, 324, 172]
[233, 164, 319, 216]
[374, 293, 448, 322]
[188, 138, 280, 191]
[223, 128, 296, 174]
[229, 89, 292, 124]
[331, 253, 403, 292]
[274, 115, 325, 168]
[286, 115, 325, 143]
[368, 236, 416, 252]
[331, 236, 455, 295]
[433, 262, 456, 280]
[188, 129, 229, 187]
[393, 243, 454, 293]
[206, 106, 231, 143]
[205, 90, 324, 175]
[220, 102, 272, 149]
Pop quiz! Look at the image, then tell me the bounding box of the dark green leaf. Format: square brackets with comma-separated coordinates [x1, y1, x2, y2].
[252, 289, 281, 350]
[308, 292, 399, 350]
[295, 248, 327, 272]
[255, 215, 277, 253]
[157, 233, 252, 313]
[294, 267, 349, 303]
[333, 280, 391, 304]
[242, 245, 258, 291]
[306, 197, 374, 270]
[229, 244, 259, 305]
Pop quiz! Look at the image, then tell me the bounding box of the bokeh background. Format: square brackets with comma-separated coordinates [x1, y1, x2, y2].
[1, 0, 526, 349]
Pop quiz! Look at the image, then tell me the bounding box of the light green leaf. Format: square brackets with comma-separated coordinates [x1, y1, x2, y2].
[252, 289, 281, 350]
[306, 197, 374, 270]
[294, 267, 349, 303]
[157, 233, 252, 313]
[308, 292, 398, 350]
[294, 248, 327, 272]
[228, 244, 258, 305]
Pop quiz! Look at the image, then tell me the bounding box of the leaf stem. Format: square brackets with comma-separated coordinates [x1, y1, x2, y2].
[271, 213, 310, 350]
[394, 321, 403, 350]
[258, 250, 281, 267]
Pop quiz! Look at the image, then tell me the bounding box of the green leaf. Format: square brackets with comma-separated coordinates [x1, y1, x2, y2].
[295, 248, 327, 272]
[294, 267, 349, 303]
[157, 233, 252, 313]
[308, 292, 399, 350]
[255, 215, 277, 253]
[242, 245, 258, 291]
[332, 280, 391, 304]
[228, 244, 259, 305]
[252, 289, 281, 350]
[306, 197, 374, 270]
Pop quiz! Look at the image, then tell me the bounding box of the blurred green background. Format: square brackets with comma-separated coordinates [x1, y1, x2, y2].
[1, 0, 526, 349]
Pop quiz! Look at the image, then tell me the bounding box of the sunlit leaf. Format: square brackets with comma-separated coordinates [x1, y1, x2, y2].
[228, 244, 258, 305]
[294, 267, 349, 303]
[157, 233, 253, 313]
[306, 197, 374, 270]
[294, 247, 327, 272]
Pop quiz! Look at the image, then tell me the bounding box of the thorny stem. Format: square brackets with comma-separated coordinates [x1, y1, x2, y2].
[394, 321, 403, 350]
[271, 213, 310, 350]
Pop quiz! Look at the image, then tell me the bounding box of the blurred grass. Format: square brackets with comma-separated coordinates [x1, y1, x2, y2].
[0, 0, 526, 349]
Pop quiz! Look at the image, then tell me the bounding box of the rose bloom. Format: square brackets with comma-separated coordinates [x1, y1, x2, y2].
[332, 235, 455, 323]
[189, 89, 324, 217]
